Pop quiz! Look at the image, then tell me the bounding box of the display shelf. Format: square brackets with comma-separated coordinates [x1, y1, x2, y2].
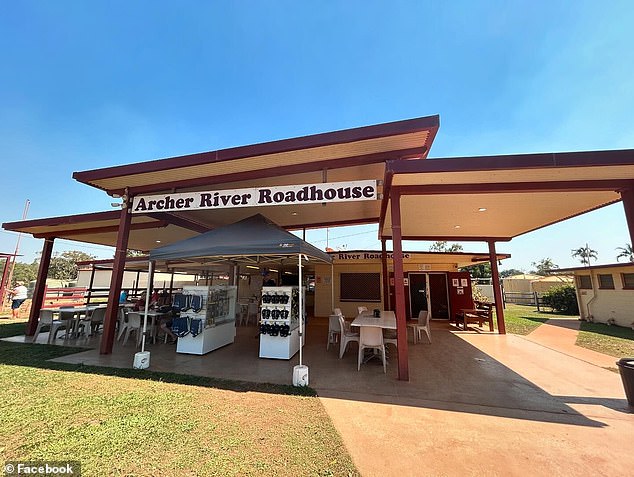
[175, 285, 237, 355]
[259, 286, 305, 360]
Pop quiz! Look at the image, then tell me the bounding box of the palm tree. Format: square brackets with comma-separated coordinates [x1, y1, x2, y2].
[616, 244, 634, 262]
[571, 243, 598, 266]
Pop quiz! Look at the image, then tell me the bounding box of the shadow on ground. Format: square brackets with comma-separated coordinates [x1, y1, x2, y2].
[2, 319, 628, 426]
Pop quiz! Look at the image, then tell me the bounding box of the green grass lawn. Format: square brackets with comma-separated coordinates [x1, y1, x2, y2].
[0, 321, 358, 477]
[577, 321, 634, 358]
[498, 304, 562, 335]
[498, 304, 634, 359]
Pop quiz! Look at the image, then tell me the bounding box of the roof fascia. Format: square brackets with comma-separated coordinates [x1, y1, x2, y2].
[379, 234, 512, 242]
[387, 149, 634, 175]
[105, 147, 426, 196]
[394, 180, 634, 195]
[73, 115, 440, 186]
[33, 220, 168, 239]
[555, 263, 634, 272]
[2, 210, 121, 232]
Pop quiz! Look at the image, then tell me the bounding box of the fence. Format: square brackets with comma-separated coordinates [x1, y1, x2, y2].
[503, 291, 548, 311]
[40, 287, 87, 309]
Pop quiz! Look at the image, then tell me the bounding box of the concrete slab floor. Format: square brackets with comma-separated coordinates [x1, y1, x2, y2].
[4, 319, 633, 476]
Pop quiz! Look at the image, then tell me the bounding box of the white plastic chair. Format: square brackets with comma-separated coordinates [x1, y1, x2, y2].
[383, 328, 398, 350]
[237, 302, 249, 326]
[78, 306, 106, 336]
[407, 310, 431, 344]
[358, 326, 386, 373]
[247, 303, 259, 326]
[121, 312, 143, 346]
[338, 313, 359, 359]
[58, 307, 77, 338]
[116, 307, 127, 334]
[32, 309, 69, 344]
[327, 314, 341, 350]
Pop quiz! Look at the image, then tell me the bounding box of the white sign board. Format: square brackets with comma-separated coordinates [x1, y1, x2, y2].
[131, 180, 378, 213]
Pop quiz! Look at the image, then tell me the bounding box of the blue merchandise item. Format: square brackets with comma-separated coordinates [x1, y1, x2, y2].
[189, 318, 203, 337]
[172, 293, 188, 311]
[190, 295, 203, 313]
[171, 316, 190, 337]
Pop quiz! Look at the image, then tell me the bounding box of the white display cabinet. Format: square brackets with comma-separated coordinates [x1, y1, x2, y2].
[176, 285, 237, 355]
[258, 286, 305, 360]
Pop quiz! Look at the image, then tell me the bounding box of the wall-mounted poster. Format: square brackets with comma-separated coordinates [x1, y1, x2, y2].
[457, 288, 464, 295]
[452, 278, 459, 287]
[461, 278, 468, 287]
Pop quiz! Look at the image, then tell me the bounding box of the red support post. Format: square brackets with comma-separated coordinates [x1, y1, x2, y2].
[488, 240, 506, 334]
[381, 239, 390, 311]
[390, 190, 409, 381]
[26, 238, 55, 335]
[100, 205, 132, 354]
[0, 254, 11, 308]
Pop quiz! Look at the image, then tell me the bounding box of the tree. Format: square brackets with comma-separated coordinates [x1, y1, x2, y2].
[616, 244, 634, 262]
[500, 268, 525, 278]
[462, 262, 491, 279]
[531, 258, 559, 275]
[47, 251, 96, 280]
[11, 260, 39, 285]
[429, 241, 463, 252]
[571, 243, 598, 267]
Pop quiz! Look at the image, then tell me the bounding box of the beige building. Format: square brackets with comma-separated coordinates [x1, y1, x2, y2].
[502, 274, 573, 294]
[313, 250, 508, 320]
[557, 263, 634, 327]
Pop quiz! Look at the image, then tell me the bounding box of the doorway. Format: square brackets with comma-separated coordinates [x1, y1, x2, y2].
[408, 272, 450, 319]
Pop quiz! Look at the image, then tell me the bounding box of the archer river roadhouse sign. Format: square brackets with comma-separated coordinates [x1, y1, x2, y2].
[131, 180, 378, 213]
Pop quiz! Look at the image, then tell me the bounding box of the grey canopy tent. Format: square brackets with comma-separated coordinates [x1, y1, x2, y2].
[149, 213, 333, 265]
[148, 214, 333, 370]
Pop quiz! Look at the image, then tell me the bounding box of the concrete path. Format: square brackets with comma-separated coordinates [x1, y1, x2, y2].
[317, 322, 633, 477]
[523, 317, 617, 369]
[14, 318, 631, 476]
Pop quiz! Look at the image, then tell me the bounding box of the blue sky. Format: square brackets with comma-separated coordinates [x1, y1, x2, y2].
[1, 1, 634, 271]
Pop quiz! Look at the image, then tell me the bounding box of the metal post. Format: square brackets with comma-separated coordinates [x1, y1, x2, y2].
[390, 189, 409, 381]
[100, 203, 132, 354]
[298, 254, 303, 367]
[86, 264, 97, 306]
[381, 238, 389, 311]
[488, 240, 506, 334]
[141, 261, 153, 353]
[330, 264, 334, 312]
[26, 238, 55, 336]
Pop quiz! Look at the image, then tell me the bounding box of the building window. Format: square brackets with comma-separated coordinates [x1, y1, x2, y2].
[340, 273, 381, 302]
[597, 274, 614, 289]
[621, 273, 634, 289]
[576, 275, 592, 289]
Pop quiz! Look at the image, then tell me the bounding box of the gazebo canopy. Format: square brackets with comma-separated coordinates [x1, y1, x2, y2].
[149, 214, 332, 269]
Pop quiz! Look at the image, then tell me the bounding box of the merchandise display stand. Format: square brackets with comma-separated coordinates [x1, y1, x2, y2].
[176, 285, 237, 355]
[259, 286, 305, 360]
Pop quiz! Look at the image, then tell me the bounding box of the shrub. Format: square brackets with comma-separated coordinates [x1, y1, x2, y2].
[472, 284, 489, 303]
[541, 285, 579, 314]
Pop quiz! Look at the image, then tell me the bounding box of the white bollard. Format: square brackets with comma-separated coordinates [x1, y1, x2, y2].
[292, 364, 309, 387]
[133, 351, 151, 369]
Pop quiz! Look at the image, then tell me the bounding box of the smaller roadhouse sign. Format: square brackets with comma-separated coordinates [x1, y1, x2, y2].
[131, 180, 378, 213]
